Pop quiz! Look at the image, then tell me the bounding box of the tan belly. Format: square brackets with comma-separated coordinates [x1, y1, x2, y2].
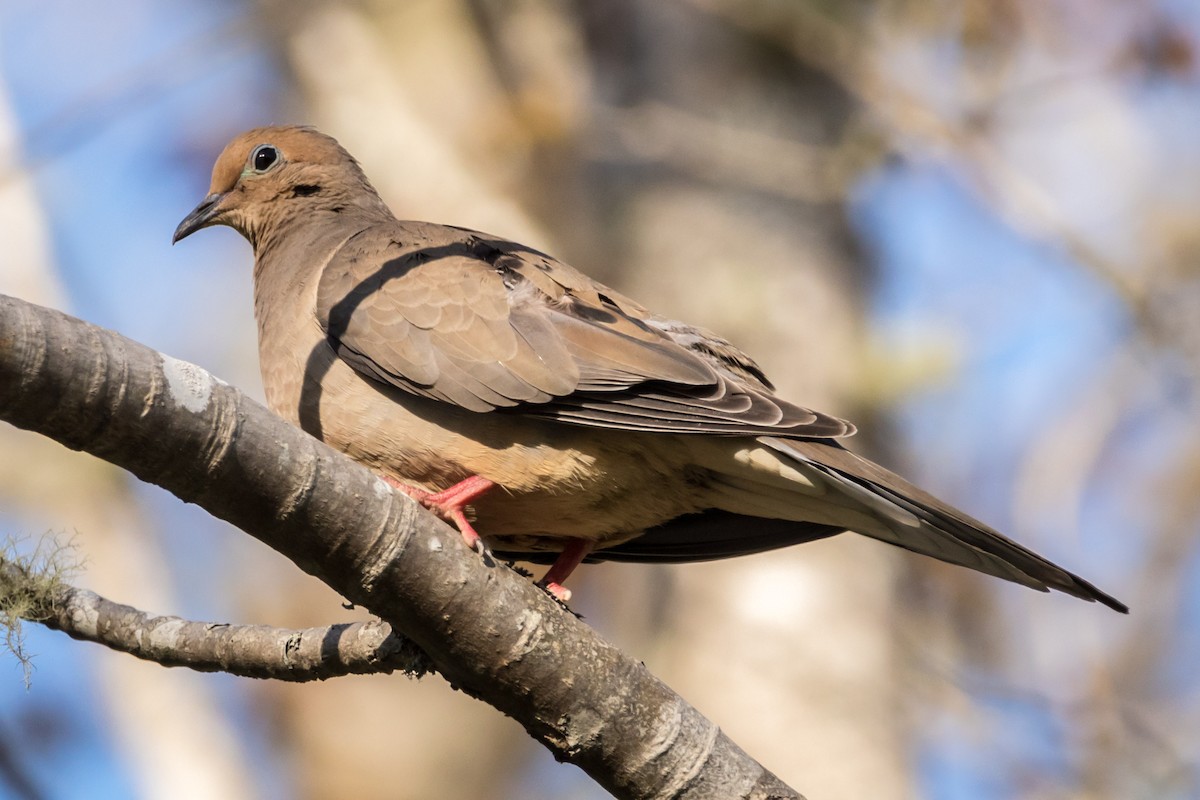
[260, 326, 703, 549]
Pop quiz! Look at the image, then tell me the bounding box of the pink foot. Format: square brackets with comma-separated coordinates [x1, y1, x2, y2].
[537, 538, 593, 603]
[382, 475, 495, 552]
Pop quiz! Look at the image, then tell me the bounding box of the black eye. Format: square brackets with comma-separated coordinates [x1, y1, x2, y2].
[251, 144, 279, 172]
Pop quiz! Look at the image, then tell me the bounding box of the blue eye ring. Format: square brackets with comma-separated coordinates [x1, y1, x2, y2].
[250, 144, 280, 173]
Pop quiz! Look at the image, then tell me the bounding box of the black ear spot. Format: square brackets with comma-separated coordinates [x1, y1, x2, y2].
[292, 184, 321, 197]
[250, 144, 280, 173]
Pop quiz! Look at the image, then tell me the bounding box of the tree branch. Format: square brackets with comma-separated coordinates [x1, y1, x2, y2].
[0, 553, 426, 681]
[0, 294, 803, 800]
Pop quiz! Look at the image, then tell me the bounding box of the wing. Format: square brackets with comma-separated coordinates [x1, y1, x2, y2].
[316, 222, 854, 438]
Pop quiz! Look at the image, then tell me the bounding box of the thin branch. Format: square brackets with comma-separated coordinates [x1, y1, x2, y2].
[0, 554, 425, 681]
[0, 294, 802, 800]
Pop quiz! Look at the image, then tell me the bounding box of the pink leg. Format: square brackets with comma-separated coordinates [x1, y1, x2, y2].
[382, 475, 495, 552]
[537, 539, 593, 603]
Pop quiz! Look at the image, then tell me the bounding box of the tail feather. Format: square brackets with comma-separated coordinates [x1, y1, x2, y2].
[759, 437, 1127, 613]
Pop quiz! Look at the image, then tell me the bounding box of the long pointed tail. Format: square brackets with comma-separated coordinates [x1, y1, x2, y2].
[746, 437, 1127, 613]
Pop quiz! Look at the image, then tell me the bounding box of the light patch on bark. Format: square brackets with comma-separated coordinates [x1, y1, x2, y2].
[161, 355, 221, 413]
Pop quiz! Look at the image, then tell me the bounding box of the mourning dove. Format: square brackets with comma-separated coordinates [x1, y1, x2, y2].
[174, 125, 1126, 613]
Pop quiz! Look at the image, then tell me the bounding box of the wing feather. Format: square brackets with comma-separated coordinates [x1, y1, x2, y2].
[315, 222, 855, 439]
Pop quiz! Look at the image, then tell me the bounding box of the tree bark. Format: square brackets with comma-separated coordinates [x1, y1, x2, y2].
[0, 293, 804, 800]
[0, 554, 426, 681]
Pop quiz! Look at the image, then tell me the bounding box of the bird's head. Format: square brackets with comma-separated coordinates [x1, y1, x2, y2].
[173, 125, 388, 250]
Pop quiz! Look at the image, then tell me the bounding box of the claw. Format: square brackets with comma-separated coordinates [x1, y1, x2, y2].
[383, 474, 495, 551]
[536, 538, 592, 604]
[382, 477, 593, 604]
[541, 581, 573, 603]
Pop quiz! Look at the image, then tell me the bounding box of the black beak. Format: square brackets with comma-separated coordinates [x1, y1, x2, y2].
[173, 192, 226, 243]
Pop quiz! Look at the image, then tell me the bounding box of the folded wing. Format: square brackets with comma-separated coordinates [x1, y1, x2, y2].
[316, 222, 853, 438]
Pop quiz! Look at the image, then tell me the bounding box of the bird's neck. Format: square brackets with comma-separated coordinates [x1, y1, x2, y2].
[249, 194, 392, 258]
[250, 212, 377, 324]
[249, 216, 368, 420]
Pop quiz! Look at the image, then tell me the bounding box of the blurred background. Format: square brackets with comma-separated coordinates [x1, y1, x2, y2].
[1, 1, 1198, 798]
